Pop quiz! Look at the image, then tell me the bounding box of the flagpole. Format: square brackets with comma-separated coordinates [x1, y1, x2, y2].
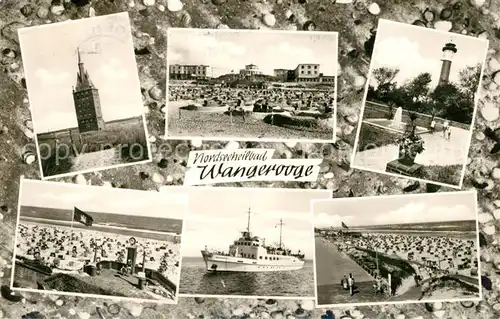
[71, 207, 74, 231]
[341, 229, 343, 247]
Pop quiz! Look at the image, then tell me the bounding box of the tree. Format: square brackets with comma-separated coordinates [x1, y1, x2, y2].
[372, 67, 400, 87]
[404, 72, 432, 103]
[431, 83, 473, 124]
[458, 63, 482, 103]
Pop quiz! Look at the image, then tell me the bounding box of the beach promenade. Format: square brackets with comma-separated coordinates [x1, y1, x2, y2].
[315, 237, 373, 285]
[315, 237, 389, 305]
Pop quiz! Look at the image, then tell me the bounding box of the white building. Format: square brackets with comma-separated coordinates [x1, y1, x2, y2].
[239, 64, 262, 77]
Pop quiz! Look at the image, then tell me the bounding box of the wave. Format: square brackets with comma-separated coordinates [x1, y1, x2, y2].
[19, 216, 180, 236]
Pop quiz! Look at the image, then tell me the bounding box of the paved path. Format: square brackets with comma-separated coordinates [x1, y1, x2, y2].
[315, 237, 373, 286]
[317, 281, 388, 305]
[315, 238, 390, 305]
[354, 126, 470, 171]
[70, 148, 121, 172]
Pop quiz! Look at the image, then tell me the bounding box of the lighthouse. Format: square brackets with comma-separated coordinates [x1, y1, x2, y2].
[438, 42, 457, 86]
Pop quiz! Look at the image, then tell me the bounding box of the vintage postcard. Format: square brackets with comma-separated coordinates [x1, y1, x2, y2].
[313, 191, 481, 308]
[351, 19, 488, 188]
[178, 187, 331, 300]
[11, 179, 187, 304]
[18, 12, 151, 179]
[166, 28, 338, 142]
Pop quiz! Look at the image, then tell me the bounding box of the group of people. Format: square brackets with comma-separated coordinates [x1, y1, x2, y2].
[15, 222, 182, 285]
[430, 119, 452, 140]
[169, 84, 335, 115]
[340, 273, 356, 296]
[330, 231, 477, 281]
[341, 273, 385, 296]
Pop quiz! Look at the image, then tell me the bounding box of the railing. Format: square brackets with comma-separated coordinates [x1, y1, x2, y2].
[365, 101, 471, 130]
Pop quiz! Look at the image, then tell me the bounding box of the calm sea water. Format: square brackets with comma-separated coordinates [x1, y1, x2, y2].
[329, 220, 478, 240]
[20, 206, 183, 234]
[179, 257, 315, 297]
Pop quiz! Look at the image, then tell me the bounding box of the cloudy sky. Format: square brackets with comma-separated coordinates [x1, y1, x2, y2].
[19, 180, 188, 220]
[168, 29, 338, 78]
[314, 192, 477, 228]
[369, 19, 488, 89]
[20, 13, 143, 133]
[182, 187, 330, 257]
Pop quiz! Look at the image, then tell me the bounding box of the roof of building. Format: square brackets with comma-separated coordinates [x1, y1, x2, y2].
[169, 64, 209, 67]
[442, 42, 457, 53]
[75, 48, 94, 91]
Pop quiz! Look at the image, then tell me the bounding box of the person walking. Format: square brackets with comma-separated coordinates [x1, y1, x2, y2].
[237, 98, 246, 122]
[375, 277, 382, 294]
[446, 126, 451, 140]
[348, 273, 355, 296]
[430, 119, 436, 132]
[442, 120, 449, 138]
[342, 275, 348, 290]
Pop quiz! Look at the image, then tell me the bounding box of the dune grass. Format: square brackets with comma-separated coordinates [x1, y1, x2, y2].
[38, 118, 149, 176]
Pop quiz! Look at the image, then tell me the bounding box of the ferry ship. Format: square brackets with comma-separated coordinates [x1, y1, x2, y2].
[201, 208, 305, 272]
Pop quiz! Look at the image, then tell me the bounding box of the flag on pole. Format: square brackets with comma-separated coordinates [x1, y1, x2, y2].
[73, 207, 93, 226]
[341, 221, 349, 229]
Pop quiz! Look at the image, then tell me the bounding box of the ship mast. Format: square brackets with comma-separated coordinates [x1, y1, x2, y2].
[246, 207, 251, 233]
[276, 218, 285, 249]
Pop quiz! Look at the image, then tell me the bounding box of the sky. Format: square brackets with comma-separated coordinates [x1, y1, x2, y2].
[19, 13, 144, 133]
[182, 188, 330, 257]
[369, 19, 488, 89]
[19, 180, 188, 220]
[168, 28, 338, 78]
[313, 192, 477, 228]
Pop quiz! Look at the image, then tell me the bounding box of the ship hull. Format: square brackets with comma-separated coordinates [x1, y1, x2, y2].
[201, 250, 304, 272]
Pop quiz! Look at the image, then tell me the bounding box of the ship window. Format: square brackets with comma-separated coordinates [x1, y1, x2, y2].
[265, 257, 268, 260]
[259, 256, 262, 259]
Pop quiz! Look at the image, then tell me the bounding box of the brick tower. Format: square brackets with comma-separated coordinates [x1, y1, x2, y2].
[438, 42, 457, 87]
[72, 48, 105, 133]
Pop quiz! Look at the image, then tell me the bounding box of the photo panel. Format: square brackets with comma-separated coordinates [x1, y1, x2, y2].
[11, 179, 187, 304]
[351, 19, 488, 189]
[178, 187, 331, 300]
[19, 12, 152, 179]
[166, 28, 338, 143]
[312, 191, 481, 308]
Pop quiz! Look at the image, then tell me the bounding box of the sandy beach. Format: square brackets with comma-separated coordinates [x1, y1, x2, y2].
[167, 85, 335, 140]
[315, 228, 480, 305]
[14, 220, 182, 295]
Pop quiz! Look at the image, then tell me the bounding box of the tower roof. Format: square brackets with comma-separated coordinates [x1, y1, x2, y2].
[75, 47, 94, 91]
[442, 42, 457, 53]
